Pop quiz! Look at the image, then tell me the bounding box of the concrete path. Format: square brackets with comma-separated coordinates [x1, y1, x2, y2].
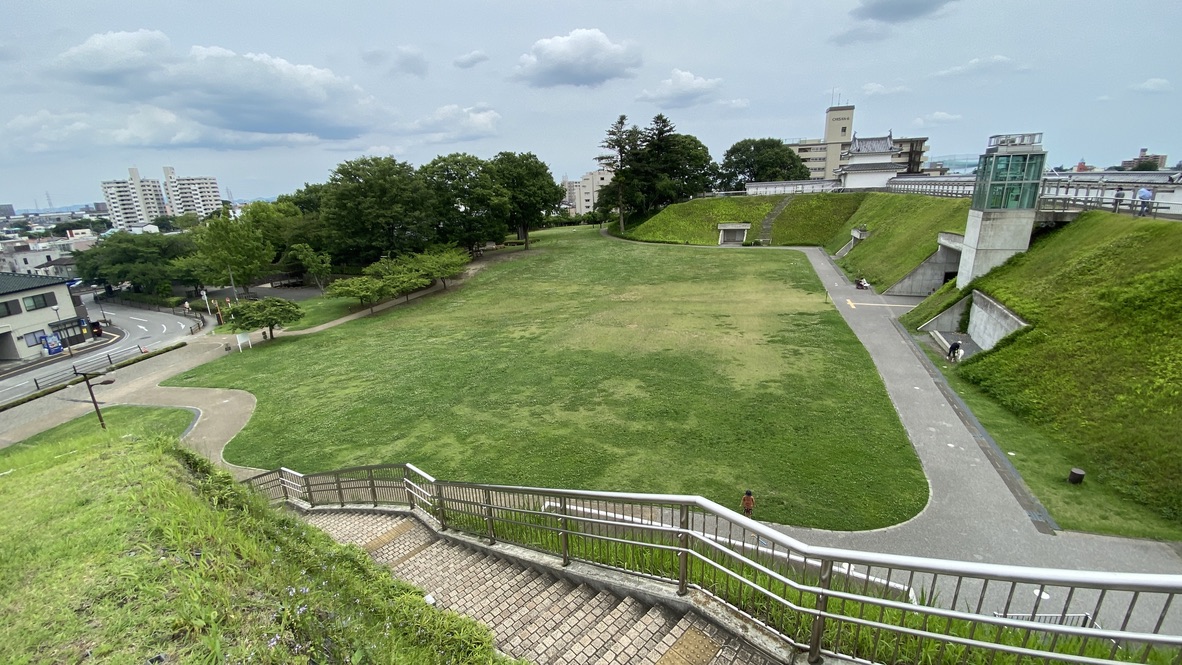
[768, 247, 1182, 573]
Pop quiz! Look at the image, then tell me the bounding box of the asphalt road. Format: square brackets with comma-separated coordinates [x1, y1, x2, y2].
[0, 301, 201, 405]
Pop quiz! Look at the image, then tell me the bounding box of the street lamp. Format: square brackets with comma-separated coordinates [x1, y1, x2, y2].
[75, 369, 115, 429]
[50, 305, 73, 357]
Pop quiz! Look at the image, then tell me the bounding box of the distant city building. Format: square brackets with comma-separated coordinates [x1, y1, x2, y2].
[101, 166, 221, 229]
[785, 106, 928, 180]
[101, 168, 167, 230]
[1074, 159, 1098, 172]
[163, 166, 222, 219]
[0, 204, 15, 218]
[1121, 148, 1168, 170]
[835, 133, 906, 189]
[0, 235, 96, 276]
[563, 169, 613, 216]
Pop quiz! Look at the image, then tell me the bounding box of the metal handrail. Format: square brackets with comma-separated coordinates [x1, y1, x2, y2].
[244, 463, 1182, 665]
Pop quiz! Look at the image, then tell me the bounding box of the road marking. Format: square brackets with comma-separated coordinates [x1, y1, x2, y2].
[177, 322, 187, 330]
[161, 324, 168, 333]
[137, 325, 148, 332]
[846, 302, 915, 309]
[128, 316, 148, 322]
[0, 381, 31, 393]
[846, 299, 856, 309]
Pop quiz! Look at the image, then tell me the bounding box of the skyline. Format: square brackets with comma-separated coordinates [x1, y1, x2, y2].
[1, 0, 1178, 208]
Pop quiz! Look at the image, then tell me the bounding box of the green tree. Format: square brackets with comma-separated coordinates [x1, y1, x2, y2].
[420, 153, 509, 252]
[170, 253, 218, 292]
[718, 138, 809, 191]
[1131, 161, 1160, 171]
[487, 152, 565, 251]
[224, 297, 304, 338]
[286, 243, 332, 293]
[74, 231, 196, 294]
[321, 156, 434, 264]
[173, 212, 201, 231]
[597, 114, 643, 232]
[325, 276, 392, 313]
[193, 216, 274, 295]
[401, 246, 470, 289]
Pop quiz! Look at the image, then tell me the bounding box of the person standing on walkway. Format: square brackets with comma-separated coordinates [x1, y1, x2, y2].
[1137, 187, 1153, 216]
[1113, 186, 1125, 213]
[741, 490, 755, 517]
[947, 340, 962, 363]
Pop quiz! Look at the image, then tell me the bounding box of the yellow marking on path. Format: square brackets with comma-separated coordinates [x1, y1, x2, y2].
[847, 302, 916, 309]
[846, 299, 856, 309]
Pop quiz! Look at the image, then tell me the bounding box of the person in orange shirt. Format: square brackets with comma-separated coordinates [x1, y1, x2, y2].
[741, 490, 755, 517]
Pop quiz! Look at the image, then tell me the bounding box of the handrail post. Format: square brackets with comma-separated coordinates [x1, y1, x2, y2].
[335, 473, 345, 507]
[434, 482, 448, 531]
[483, 488, 496, 545]
[279, 472, 289, 502]
[808, 559, 834, 664]
[368, 468, 377, 507]
[301, 474, 312, 506]
[677, 504, 689, 596]
[405, 468, 417, 511]
[559, 497, 570, 567]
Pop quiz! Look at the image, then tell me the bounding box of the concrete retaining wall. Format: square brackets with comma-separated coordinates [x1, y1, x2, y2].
[886, 244, 962, 296]
[967, 290, 1029, 350]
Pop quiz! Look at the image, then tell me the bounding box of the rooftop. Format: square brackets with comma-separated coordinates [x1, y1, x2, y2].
[0, 271, 69, 296]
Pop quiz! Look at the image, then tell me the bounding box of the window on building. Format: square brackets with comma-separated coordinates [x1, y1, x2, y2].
[22, 257, 28, 265]
[841, 126, 848, 136]
[21, 292, 57, 311]
[0, 299, 21, 317]
[23, 330, 46, 347]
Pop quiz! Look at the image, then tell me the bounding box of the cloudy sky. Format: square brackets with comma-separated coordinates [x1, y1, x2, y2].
[2, 0, 1177, 208]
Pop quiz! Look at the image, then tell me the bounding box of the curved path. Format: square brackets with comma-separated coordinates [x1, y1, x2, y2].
[3, 240, 1179, 575]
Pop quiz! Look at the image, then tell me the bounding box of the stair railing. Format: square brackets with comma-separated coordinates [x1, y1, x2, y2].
[245, 464, 1182, 665]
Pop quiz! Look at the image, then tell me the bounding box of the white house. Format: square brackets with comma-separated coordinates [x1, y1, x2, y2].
[0, 272, 86, 362]
[835, 133, 907, 190]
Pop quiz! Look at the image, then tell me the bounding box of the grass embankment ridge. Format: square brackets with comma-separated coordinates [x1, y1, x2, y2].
[902, 211, 1182, 539]
[0, 407, 509, 664]
[166, 227, 927, 531]
[835, 194, 970, 289]
[769, 192, 867, 246]
[623, 195, 783, 244]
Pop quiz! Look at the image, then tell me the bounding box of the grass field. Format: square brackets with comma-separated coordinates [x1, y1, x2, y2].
[285, 294, 359, 330]
[167, 227, 927, 530]
[836, 194, 970, 289]
[902, 211, 1182, 537]
[770, 192, 867, 246]
[623, 195, 783, 244]
[0, 407, 505, 663]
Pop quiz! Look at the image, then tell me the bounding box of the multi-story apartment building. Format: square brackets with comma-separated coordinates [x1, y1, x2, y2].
[0, 235, 96, 277]
[1120, 148, 1168, 170]
[101, 166, 222, 229]
[786, 106, 928, 180]
[563, 169, 614, 216]
[163, 166, 222, 219]
[101, 167, 167, 230]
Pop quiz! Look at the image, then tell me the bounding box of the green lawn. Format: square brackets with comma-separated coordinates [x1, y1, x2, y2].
[0, 407, 505, 663]
[835, 194, 970, 289]
[167, 227, 927, 530]
[623, 195, 783, 244]
[770, 192, 867, 246]
[902, 211, 1182, 537]
[285, 294, 360, 330]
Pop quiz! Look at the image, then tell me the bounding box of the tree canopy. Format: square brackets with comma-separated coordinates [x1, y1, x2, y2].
[73, 231, 195, 296]
[718, 138, 809, 191]
[224, 297, 305, 338]
[321, 156, 434, 264]
[192, 216, 274, 295]
[487, 152, 565, 250]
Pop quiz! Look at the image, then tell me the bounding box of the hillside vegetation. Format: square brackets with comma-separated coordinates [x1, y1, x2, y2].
[835, 194, 970, 288]
[770, 192, 867, 246]
[622, 195, 782, 244]
[902, 211, 1182, 534]
[0, 407, 507, 664]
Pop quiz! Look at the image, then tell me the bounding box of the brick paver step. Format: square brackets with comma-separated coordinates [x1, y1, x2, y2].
[484, 571, 555, 635]
[450, 560, 530, 619]
[371, 524, 436, 567]
[525, 590, 620, 663]
[594, 604, 677, 665]
[503, 582, 593, 656]
[438, 557, 515, 608]
[362, 518, 418, 552]
[303, 512, 404, 546]
[553, 595, 646, 664]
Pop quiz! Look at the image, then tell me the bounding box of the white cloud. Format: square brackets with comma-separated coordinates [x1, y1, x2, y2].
[513, 28, 641, 88]
[391, 47, 428, 77]
[913, 111, 961, 128]
[851, 0, 960, 23]
[1096, 95, 1112, 102]
[453, 50, 489, 69]
[862, 82, 910, 96]
[360, 49, 388, 66]
[402, 104, 501, 142]
[39, 30, 382, 151]
[718, 98, 750, 109]
[1131, 78, 1171, 93]
[637, 69, 721, 108]
[932, 55, 1028, 78]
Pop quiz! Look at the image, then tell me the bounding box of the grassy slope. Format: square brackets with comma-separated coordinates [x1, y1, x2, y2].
[770, 193, 867, 246]
[285, 295, 359, 331]
[903, 211, 1182, 537]
[0, 408, 506, 664]
[835, 194, 970, 289]
[166, 227, 926, 531]
[623, 195, 783, 244]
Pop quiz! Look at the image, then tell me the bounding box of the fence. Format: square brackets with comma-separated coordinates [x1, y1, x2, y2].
[247, 463, 1182, 665]
[29, 345, 147, 392]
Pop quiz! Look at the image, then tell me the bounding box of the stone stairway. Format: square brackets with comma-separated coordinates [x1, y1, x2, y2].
[303, 509, 784, 664]
[758, 195, 794, 244]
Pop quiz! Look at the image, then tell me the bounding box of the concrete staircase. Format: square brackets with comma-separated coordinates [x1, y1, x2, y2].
[303, 509, 783, 664]
[758, 195, 794, 244]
